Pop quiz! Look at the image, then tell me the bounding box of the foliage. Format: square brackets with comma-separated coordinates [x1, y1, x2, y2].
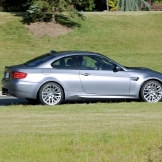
[25, 0, 51, 22]
[25, 0, 69, 22]
[0, 0, 4, 10]
[70, 0, 95, 10]
[152, 0, 162, 2]
[108, 0, 119, 11]
[151, 1, 162, 10]
[0, 0, 28, 11]
[25, 0, 94, 23]
[0, 0, 95, 12]
[118, 0, 151, 11]
[70, 10, 88, 20]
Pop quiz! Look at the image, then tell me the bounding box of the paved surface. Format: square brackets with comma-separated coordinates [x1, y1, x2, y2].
[0, 94, 28, 106]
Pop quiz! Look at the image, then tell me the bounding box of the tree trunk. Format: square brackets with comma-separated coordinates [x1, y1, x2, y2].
[106, 0, 109, 11]
[51, 6, 56, 23]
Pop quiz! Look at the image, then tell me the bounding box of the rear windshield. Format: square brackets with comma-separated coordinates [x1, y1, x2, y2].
[24, 53, 55, 67]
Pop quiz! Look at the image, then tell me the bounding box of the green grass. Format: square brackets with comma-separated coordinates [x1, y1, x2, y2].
[0, 12, 162, 74]
[0, 103, 162, 161]
[1, 11, 162, 161]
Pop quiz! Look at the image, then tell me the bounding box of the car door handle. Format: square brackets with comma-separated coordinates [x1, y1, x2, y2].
[81, 73, 90, 76]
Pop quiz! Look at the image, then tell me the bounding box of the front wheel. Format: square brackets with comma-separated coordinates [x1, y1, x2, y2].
[39, 82, 64, 105]
[140, 80, 162, 103]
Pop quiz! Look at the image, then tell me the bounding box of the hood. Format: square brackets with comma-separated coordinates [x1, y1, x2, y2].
[125, 66, 152, 71]
[125, 66, 162, 75]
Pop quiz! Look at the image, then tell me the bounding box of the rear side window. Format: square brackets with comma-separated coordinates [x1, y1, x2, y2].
[24, 53, 55, 67]
[51, 56, 79, 69]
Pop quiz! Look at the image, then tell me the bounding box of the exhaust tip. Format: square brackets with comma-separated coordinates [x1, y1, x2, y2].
[2, 88, 8, 95]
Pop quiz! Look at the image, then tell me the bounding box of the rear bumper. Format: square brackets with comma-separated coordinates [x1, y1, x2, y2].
[2, 88, 9, 95]
[1, 79, 40, 99]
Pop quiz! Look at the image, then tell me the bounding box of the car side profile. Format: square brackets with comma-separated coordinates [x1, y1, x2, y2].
[1, 50, 162, 105]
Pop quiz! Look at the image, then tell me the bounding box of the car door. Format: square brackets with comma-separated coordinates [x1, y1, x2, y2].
[50, 56, 82, 91]
[76, 55, 130, 95]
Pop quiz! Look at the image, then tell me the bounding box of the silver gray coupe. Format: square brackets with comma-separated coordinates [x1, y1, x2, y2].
[1, 51, 162, 105]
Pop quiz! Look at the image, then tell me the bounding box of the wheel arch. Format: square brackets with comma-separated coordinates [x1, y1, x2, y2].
[36, 81, 65, 100]
[139, 78, 162, 99]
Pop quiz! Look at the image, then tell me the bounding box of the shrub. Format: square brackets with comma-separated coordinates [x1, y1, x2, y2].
[25, 0, 50, 22]
[108, 0, 118, 11]
[24, 0, 92, 23]
[151, 1, 162, 10]
[118, 0, 151, 11]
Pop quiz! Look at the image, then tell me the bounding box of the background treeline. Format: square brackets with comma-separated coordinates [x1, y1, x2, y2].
[1, 0, 162, 12]
[0, 0, 94, 12]
[0, 0, 28, 11]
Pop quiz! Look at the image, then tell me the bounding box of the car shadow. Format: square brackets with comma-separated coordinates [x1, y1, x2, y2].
[0, 96, 29, 106]
[62, 99, 141, 105]
[0, 96, 140, 106]
[0, 96, 141, 106]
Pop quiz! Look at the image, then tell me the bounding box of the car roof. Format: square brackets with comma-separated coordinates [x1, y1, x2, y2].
[50, 51, 103, 57]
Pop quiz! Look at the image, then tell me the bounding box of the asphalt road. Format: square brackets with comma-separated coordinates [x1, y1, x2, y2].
[0, 92, 143, 106]
[0, 95, 28, 106]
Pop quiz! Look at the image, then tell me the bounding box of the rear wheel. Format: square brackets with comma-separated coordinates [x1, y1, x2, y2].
[141, 80, 162, 103]
[39, 82, 64, 105]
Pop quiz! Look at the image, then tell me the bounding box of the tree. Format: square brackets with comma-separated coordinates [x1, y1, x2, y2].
[0, 0, 28, 11]
[107, 0, 118, 11]
[118, 0, 151, 11]
[25, 0, 95, 23]
[71, 0, 95, 11]
[106, 0, 109, 11]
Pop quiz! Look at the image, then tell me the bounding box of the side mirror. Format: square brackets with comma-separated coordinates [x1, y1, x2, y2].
[114, 66, 122, 72]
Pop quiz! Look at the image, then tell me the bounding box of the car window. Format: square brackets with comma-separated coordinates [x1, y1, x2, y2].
[76, 55, 115, 70]
[99, 58, 116, 70]
[24, 53, 55, 67]
[51, 56, 79, 69]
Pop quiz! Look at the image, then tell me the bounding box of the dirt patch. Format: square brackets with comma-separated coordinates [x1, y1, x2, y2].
[25, 22, 73, 37]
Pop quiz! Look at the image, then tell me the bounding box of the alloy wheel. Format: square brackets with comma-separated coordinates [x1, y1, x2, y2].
[141, 80, 162, 102]
[39, 82, 63, 105]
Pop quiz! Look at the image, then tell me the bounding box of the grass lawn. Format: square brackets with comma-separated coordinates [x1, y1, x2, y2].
[0, 11, 162, 161]
[0, 12, 162, 75]
[0, 103, 162, 162]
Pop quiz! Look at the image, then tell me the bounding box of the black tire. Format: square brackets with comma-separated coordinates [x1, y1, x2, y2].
[140, 80, 162, 103]
[39, 82, 64, 105]
[26, 98, 40, 105]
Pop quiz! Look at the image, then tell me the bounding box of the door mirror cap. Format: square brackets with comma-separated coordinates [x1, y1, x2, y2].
[114, 66, 122, 72]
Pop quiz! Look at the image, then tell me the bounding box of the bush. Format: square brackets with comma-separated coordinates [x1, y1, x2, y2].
[118, 0, 151, 11]
[151, 1, 162, 10]
[108, 0, 118, 11]
[152, 0, 162, 2]
[24, 0, 91, 23]
[25, 0, 50, 22]
[0, 0, 28, 12]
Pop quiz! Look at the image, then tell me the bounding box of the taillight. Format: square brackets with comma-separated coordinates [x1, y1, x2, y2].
[11, 72, 27, 79]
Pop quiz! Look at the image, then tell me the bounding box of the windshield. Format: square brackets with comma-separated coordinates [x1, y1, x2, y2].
[24, 53, 55, 67]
